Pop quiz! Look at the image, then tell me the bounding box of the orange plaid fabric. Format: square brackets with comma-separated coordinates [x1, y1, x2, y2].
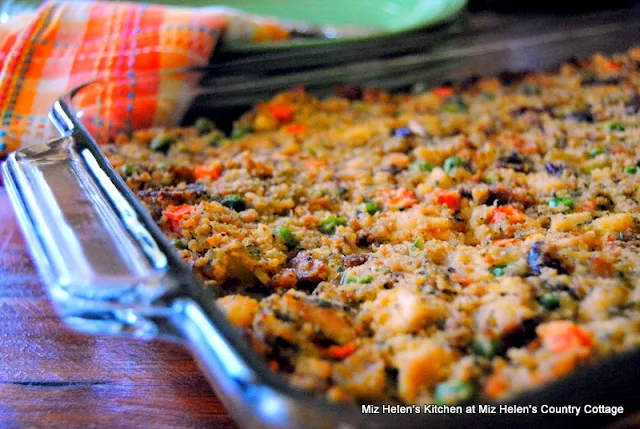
[0, 1, 291, 157]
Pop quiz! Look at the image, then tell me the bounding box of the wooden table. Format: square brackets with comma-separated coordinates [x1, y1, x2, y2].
[1, 184, 639, 429]
[0, 189, 238, 429]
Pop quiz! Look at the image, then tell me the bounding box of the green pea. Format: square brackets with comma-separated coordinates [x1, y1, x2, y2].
[443, 156, 465, 173]
[205, 132, 223, 147]
[221, 194, 246, 212]
[490, 263, 508, 277]
[434, 380, 476, 405]
[171, 238, 186, 250]
[479, 92, 495, 100]
[441, 96, 469, 113]
[539, 293, 560, 310]
[150, 133, 176, 152]
[360, 275, 374, 284]
[549, 197, 574, 210]
[345, 274, 374, 284]
[410, 161, 434, 172]
[195, 117, 215, 136]
[319, 216, 347, 235]
[472, 335, 504, 359]
[364, 202, 381, 215]
[624, 166, 638, 175]
[231, 124, 254, 139]
[609, 122, 625, 132]
[275, 226, 297, 250]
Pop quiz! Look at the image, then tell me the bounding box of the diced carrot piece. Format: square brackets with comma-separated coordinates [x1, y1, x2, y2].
[268, 360, 280, 371]
[537, 321, 593, 353]
[388, 187, 419, 209]
[285, 123, 308, 134]
[387, 153, 410, 169]
[269, 104, 294, 122]
[488, 206, 525, 224]
[604, 60, 623, 71]
[450, 273, 473, 285]
[492, 238, 521, 247]
[484, 371, 510, 400]
[194, 164, 223, 181]
[589, 256, 615, 277]
[163, 204, 196, 233]
[326, 343, 356, 360]
[304, 160, 327, 177]
[434, 189, 461, 211]
[434, 87, 454, 97]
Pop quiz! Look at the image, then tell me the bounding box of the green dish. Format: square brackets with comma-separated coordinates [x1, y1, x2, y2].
[144, 0, 467, 51]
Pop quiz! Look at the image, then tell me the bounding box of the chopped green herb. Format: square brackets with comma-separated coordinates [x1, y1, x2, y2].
[194, 117, 215, 135]
[549, 196, 574, 210]
[319, 216, 347, 235]
[409, 237, 424, 256]
[246, 244, 261, 259]
[205, 132, 223, 147]
[364, 202, 381, 215]
[221, 194, 246, 212]
[275, 226, 297, 249]
[490, 263, 508, 277]
[157, 161, 172, 171]
[410, 161, 434, 172]
[443, 156, 465, 173]
[120, 164, 137, 176]
[315, 299, 334, 309]
[434, 380, 476, 405]
[479, 92, 495, 100]
[624, 166, 638, 175]
[150, 133, 176, 152]
[441, 96, 469, 113]
[609, 122, 626, 132]
[587, 147, 605, 158]
[520, 83, 542, 96]
[472, 335, 504, 359]
[539, 293, 560, 310]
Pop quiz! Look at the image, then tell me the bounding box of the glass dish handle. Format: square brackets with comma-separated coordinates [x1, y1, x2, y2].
[2, 131, 177, 335]
[2, 132, 326, 428]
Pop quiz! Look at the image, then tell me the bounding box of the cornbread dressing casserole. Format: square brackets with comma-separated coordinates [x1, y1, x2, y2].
[104, 49, 640, 405]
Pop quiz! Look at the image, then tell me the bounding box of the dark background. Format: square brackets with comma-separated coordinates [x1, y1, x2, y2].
[469, 0, 639, 12]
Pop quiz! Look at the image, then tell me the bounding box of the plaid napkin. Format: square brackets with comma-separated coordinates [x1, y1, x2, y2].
[0, 0, 292, 157]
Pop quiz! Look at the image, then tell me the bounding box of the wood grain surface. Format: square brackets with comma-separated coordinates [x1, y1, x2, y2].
[0, 189, 238, 429]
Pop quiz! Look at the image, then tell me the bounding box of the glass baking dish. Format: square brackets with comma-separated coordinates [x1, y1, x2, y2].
[4, 9, 640, 428]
